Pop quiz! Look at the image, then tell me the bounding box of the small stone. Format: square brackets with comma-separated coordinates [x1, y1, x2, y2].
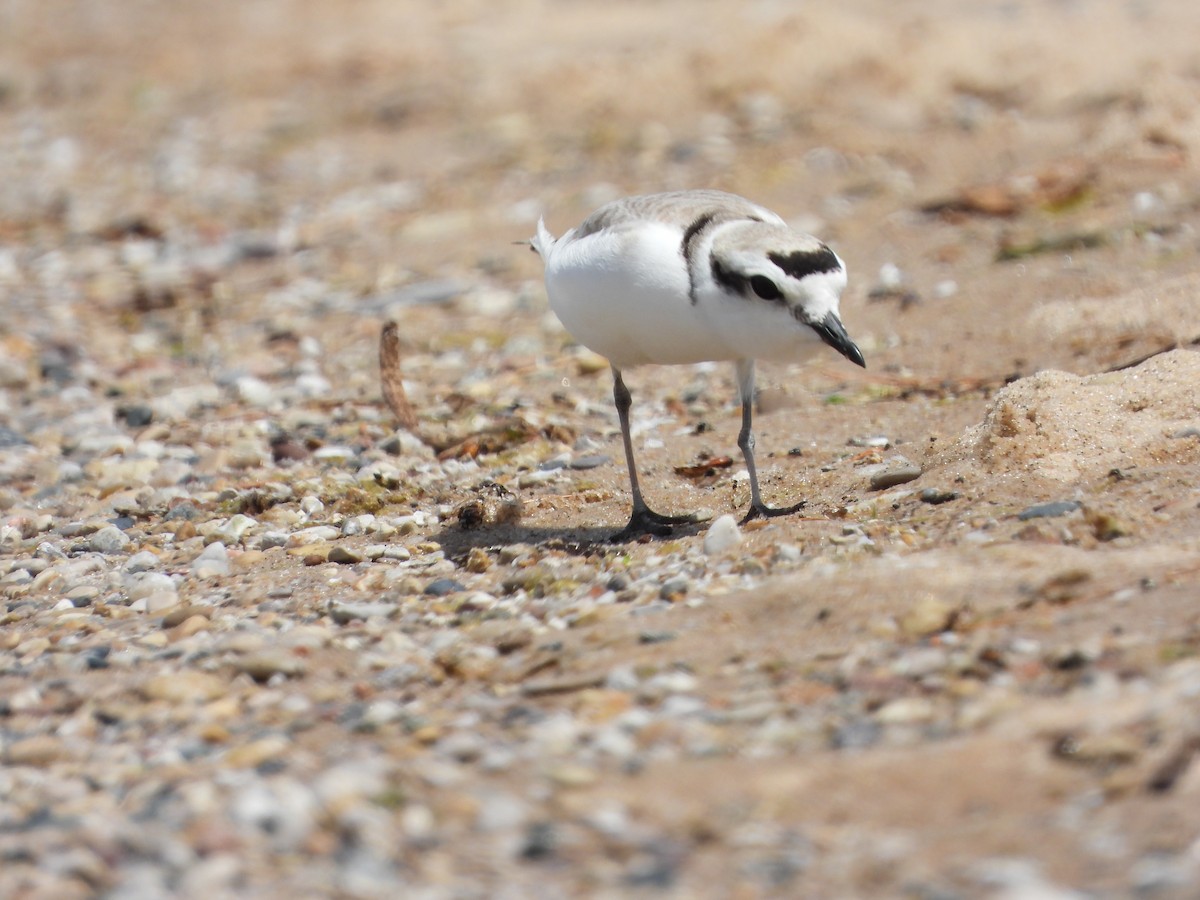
[192, 542, 231, 578]
[145, 591, 182, 614]
[425, 578, 466, 596]
[89, 526, 131, 554]
[702, 514, 742, 555]
[6, 735, 68, 767]
[328, 545, 364, 565]
[659, 577, 689, 601]
[225, 735, 291, 768]
[313, 445, 357, 465]
[288, 525, 340, 545]
[465, 547, 491, 573]
[329, 600, 397, 623]
[1086, 509, 1132, 541]
[569, 454, 610, 470]
[849, 435, 891, 448]
[1017, 500, 1081, 521]
[920, 488, 960, 505]
[65, 585, 100, 607]
[124, 550, 161, 572]
[171, 614, 212, 638]
[235, 376, 275, 407]
[140, 671, 227, 703]
[162, 605, 213, 628]
[875, 696, 936, 724]
[236, 651, 306, 682]
[869, 459, 922, 490]
[545, 764, 598, 788]
[215, 513, 257, 546]
[900, 595, 958, 637]
[126, 572, 178, 602]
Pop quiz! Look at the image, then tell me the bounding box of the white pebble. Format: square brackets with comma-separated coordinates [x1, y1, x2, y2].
[191, 542, 231, 578]
[235, 376, 274, 407]
[703, 514, 743, 555]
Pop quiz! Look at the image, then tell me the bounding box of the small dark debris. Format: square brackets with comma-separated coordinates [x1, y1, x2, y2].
[116, 404, 154, 428]
[638, 630, 676, 645]
[520, 821, 557, 861]
[920, 488, 960, 505]
[1147, 736, 1200, 793]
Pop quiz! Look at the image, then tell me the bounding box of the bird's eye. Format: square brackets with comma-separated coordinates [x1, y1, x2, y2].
[750, 275, 782, 300]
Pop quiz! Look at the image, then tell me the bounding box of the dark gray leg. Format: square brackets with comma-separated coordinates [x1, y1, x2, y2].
[735, 359, 805, 524]
[610, 366, 700, 540]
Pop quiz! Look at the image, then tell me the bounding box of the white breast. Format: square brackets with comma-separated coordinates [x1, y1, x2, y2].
[543, 222, 822, 369]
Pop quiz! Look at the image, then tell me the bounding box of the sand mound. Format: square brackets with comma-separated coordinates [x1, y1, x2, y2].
[938, 349, 1200, 484]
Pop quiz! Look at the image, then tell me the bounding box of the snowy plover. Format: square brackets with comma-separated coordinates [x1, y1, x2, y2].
[531, 189, 865, 539]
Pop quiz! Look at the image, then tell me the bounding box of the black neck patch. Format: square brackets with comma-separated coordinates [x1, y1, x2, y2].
[710, 256, 752, 298]
[683, 211, 764, 302]
[768, 246, 841, 280]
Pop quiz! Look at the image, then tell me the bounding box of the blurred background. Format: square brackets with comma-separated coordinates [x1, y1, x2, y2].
[1, 0, 1197, 412]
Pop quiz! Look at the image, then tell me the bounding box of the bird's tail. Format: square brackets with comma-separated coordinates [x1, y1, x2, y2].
[528, 217, 556, 259]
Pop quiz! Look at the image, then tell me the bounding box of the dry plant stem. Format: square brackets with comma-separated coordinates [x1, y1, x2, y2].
[380, 320, 419, 432]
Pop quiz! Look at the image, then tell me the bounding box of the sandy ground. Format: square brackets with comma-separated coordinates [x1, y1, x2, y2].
[3, 0, 1200, 897]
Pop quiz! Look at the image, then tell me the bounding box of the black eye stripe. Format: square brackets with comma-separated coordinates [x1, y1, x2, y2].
[768, 246, 841, 280]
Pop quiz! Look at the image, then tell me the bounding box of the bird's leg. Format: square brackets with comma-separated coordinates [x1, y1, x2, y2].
[610, 366, 700, 540]
[735, 359, 806, 524]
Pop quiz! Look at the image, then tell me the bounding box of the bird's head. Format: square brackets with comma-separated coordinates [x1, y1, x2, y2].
[708, 222, 865, 368]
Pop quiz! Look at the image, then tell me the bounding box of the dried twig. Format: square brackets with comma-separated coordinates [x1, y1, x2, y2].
[379, 320, 419, 431]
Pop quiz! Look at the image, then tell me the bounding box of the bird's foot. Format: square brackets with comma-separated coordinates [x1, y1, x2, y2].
[609, 507, 706, 542]
[740, 499, 807, 525]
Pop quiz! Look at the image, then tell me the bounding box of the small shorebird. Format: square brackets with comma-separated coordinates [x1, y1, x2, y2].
[531, 189, 865, 539]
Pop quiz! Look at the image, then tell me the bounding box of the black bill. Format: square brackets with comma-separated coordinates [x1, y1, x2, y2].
[810, 312, 866, 368]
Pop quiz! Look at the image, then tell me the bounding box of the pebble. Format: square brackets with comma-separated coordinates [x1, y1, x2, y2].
[659, 577, 689, 601]
[920, 487, 960, 504]
[125, 572, 178, 602]
[236, 651, 307, 682]
[89, 525, 131, 554]
[328, 545, 364, 565]
[702, 515, 742, 555]
[1017, 500, 1081, 521]
[900, 595, 959, 637]
[192, 542, 232, 578]
[869, 458, 923, 490]
[6, 735, 69, 767]
[140, 671, 228, 704]
[124, 550, 161, 572]
[424, 578, 466, 596]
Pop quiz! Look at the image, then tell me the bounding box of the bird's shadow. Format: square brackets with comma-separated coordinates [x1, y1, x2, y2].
[430, 519, 708, 562]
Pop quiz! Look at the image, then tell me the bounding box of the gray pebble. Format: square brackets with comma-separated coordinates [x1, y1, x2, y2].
[659, 576, 689, 599]
[869, 462, 922, 490]
[329, 601, 397, 624]
[569, 454, 611, 470]
[35, 541, 68, 560]
[89, 526, 131, 554]
[424, 578, 466, 596]
[125, 550, 161, 573]
[1017, 500, 1081, 521]
[920, 488, 960, 505]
